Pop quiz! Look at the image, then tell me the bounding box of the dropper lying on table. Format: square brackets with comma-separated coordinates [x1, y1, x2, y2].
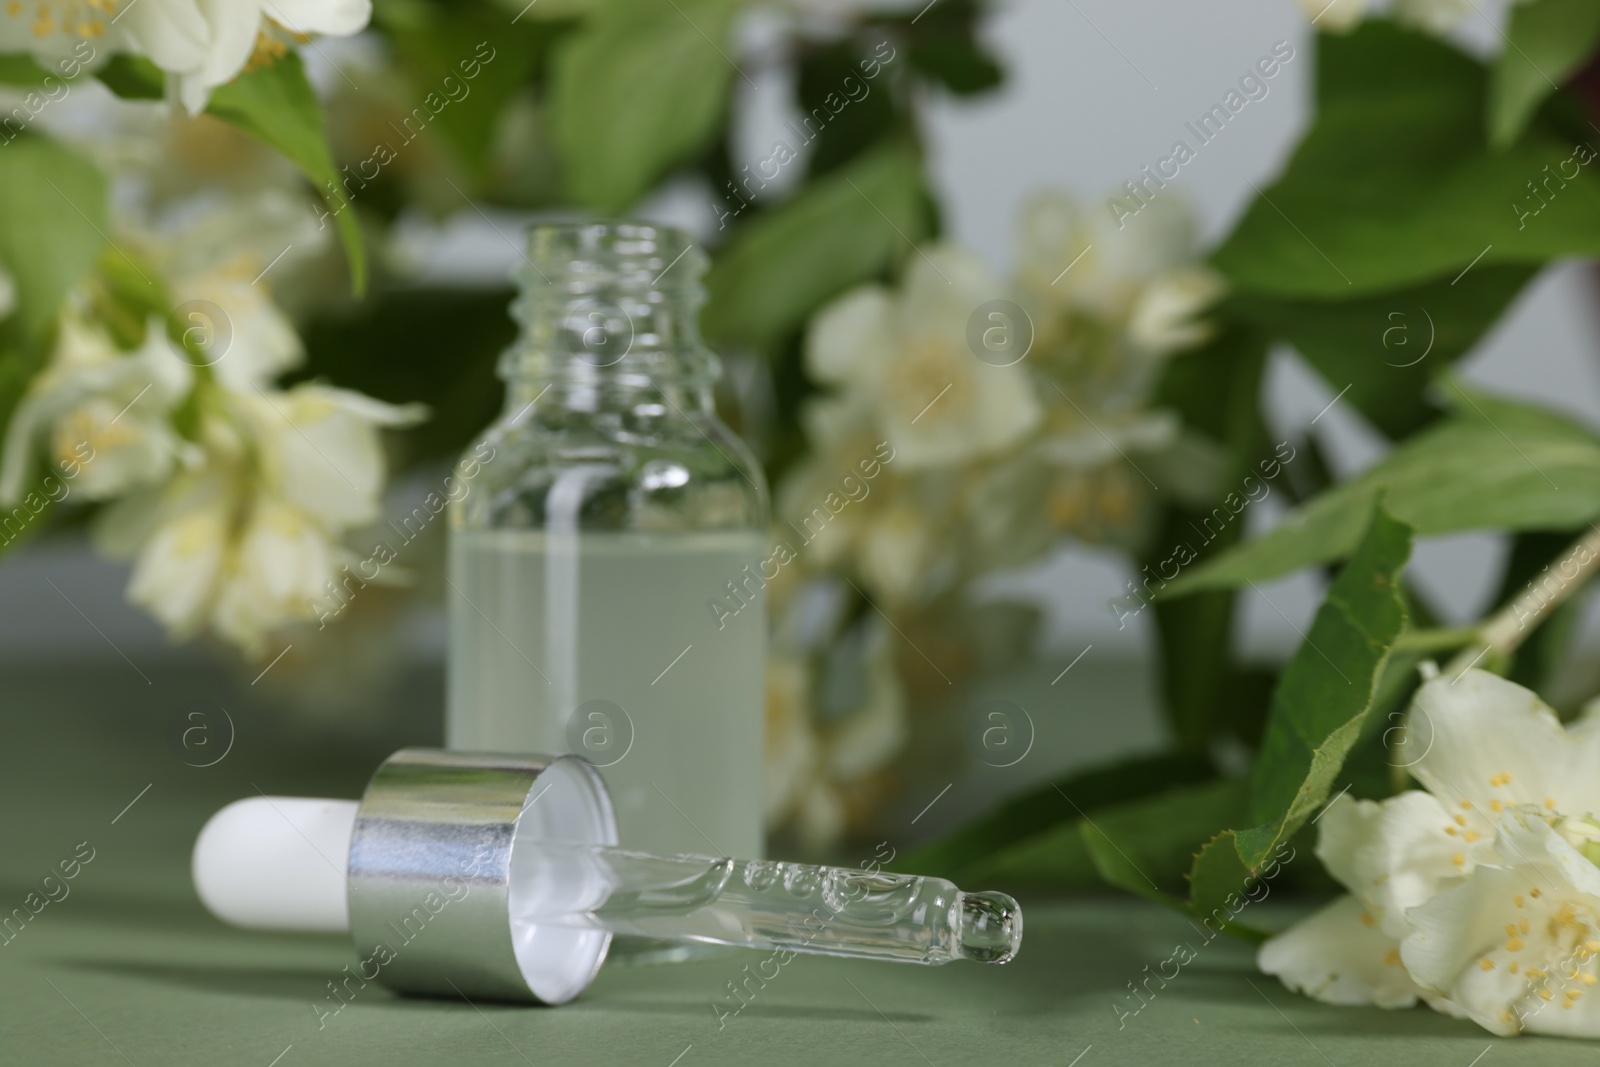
[193, 749, 1022, 1004]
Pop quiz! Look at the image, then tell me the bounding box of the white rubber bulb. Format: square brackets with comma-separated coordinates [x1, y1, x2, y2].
[192, 796, 357, 933]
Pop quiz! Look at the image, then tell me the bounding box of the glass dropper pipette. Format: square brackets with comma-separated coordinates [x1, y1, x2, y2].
[192, 749, 1023, 1004]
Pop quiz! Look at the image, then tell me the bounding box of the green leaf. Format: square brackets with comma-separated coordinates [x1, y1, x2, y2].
[945, 777, 1247, 895]
[906, 0, 1004, 97]
[1165, 387, 1600, 595]
[1187, 831, 1275, 941]
[1246, 505, 1411, 824]
[205, 54, 366, 294]
[702, 143, 928, 351]
[1189, 504, 1412, 918]
[1212, 21, 1600, 299]
[897, 750, 1218, 882]
[93, 51, 361, 279]
[93, 54, 163, 99]
[1488, 0, 1600, 150]
[1225, 264, 1538, 439]
[548, 0, 739, 212]
[377, 18, 552, 181]
[0, 53, 55, 86]
[795, 39, 903, 179]
[1078, 778, 1248, 904]
[1142, 324, 1271, 749]
[0, 135, 108, 338]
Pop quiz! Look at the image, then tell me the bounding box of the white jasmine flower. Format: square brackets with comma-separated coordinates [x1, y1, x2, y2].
[803, 244, 1043, 470]
[246, 383, 422, 528]
[209, 491, 342, 651]
[1260, 668, 1600, 1037]
[0, 0, 370, 114]
[857, 500, 941, 606]
[114, 465, 233, 636]
[106, 383, 419, 652]
[1013, 189, 1213, 418]
[98, 380, 423, 656]
[1015, 190, 1201, 324]
[0, 0, 209, 82]
[0, 314, 194, 504]
[1404, 806, 1600, 1035]
[175, 0, 371, 114]
[1260, 894, 1423, 1006]
[1126, 266, 1226, 355]
[145, 190, 328, 389]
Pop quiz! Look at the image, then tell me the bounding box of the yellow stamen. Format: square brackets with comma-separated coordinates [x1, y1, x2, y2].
[1491, 799, 1504, 813]
[1359, 912, 1374, 928]
[1491, 772, 1513, 787]
[1546, 797, 1559, 810]
[1507, 937, 1526, 952]
[1464, 830, 1480, 842]
[1480, 958, 1496, 971]
[1515, 895, 1525, 908]
[1453, 853, 1466, 867]
[242, 30, 290, 74]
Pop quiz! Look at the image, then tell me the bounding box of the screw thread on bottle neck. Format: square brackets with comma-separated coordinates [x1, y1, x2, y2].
[500, 220, 716, 388]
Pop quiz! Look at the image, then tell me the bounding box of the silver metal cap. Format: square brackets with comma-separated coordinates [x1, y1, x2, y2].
[347, 748, 618, 1004]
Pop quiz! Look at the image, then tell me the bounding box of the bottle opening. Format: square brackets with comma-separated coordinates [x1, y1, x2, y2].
[523, 220, 703, 295]
[503, 219, 714, 385]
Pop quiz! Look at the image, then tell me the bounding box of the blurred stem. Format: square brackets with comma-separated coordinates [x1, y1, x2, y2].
[1391, 627, 1479, 654]
[1445, 526, 1600, 679]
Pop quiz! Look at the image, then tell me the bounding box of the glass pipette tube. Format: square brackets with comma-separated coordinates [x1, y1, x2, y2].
[512, 841, 1023, 966]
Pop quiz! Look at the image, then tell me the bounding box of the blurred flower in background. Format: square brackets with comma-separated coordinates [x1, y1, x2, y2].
[762, 189, 1222, 849]
[0, 125, 423, 657]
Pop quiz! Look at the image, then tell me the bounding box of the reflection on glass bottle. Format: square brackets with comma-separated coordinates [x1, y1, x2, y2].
[447, 222, 769, 873]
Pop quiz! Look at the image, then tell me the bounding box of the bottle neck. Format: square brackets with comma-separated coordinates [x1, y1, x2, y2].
[498, 222, 718, 400]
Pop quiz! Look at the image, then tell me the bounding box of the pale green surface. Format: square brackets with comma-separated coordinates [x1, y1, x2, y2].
[2, 662, 1597, 1064]
[7, 892, 1598, 1066]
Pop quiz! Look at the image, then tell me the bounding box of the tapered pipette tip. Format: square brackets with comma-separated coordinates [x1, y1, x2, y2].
[956, 891, 1023, 964]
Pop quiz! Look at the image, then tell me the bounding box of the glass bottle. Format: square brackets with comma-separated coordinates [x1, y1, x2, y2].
[447, 221, 769, 868]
